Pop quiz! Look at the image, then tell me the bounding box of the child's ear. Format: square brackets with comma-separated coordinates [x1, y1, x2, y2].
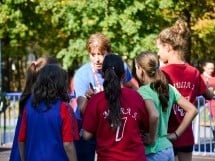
[166, 43, 173, 52]
[141, 69, 145, 77]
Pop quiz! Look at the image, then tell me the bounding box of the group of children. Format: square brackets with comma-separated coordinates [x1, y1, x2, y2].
[9, 19, 214, 161]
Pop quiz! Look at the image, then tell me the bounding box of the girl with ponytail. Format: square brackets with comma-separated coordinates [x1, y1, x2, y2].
[135, 51, 197, 161]
[157, 20, 213, 161]
[82, 54, 149, 161]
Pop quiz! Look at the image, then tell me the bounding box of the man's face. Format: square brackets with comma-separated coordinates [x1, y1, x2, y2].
[89, 46, 107, 71]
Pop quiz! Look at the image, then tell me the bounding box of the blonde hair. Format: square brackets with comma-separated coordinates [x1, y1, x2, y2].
[86, 33, 111, 53]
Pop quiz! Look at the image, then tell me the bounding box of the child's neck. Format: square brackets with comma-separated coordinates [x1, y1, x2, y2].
[167, 51, 185, 64]
[167, 56, 185, 64]
[203, 72, 212, 78]
[144, 76, 154, 85]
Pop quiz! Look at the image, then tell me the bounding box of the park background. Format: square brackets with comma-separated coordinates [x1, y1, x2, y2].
[0, 0, 215, 92]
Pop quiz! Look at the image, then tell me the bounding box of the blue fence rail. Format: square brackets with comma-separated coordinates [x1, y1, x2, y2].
[0, 93, 214, 156]
[0, 92, 21, 145]
[193, 96, 215, 156]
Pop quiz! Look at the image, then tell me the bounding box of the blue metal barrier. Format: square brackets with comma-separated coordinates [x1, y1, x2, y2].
[0, 92, 75, 146]
[0, 92, 21, 146]
[193, 96, 215, 156]
[0, 93, 214, 157]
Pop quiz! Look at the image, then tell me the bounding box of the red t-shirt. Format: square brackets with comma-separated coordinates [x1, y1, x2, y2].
[83, 88, 149, 161]
[161, 63, 207, 147]
[201, 73, 215, 119]
[19, 102, 79, 142]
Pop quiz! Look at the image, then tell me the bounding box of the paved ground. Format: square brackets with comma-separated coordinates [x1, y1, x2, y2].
[0, 148, 214, 161]
[0, 148, 10, 161]
[192, 155, 215, 161]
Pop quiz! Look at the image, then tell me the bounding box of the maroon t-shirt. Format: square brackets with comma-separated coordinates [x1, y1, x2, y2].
[83, 88, 149, 161]
[161, 63, 206, 147]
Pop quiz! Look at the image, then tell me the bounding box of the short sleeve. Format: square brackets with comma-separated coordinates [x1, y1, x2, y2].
[138, 96, 149, 132]
[82, 95, 99, 133]
[132, 92, 149, 132]
[60, 103, 80, 142]
[138, 85, 153, 100]
[169, 84, 181, 102]
[18, 109, 27, 142]
[74, 71, 88, 98]
[122, 62, 132, 83]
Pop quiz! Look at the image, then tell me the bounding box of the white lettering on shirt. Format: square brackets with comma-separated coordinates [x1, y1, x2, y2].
[173, 81, 195, 90]
[103, 107, 138, 142]
[173, 96, 190, 117]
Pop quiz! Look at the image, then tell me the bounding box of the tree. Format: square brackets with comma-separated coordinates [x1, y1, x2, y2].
[0, 0, 214, 91]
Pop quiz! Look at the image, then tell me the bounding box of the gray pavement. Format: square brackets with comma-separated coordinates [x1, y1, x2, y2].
[192, 155, 215, 161]
[0, 149, 10, 161]
[0, 148, 214, 161]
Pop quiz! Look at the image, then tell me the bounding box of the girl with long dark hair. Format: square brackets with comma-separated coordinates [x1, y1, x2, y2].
[82, 54, 149, 161]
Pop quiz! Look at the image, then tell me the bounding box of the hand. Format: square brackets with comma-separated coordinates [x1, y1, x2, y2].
[142, 133, 155, 145]
[85, 88, 95, 99]
[167, 132, 178, 141]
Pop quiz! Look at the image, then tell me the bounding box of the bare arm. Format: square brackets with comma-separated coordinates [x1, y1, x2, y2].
[83, 130, 93, 141]
[18, 142, 25, 161]
[77, 96, 88, 115]
[169, 96, 198, 140]
[63, 142, 78, 161]
[77, 87, 95, 115]
[144, 100, 159, 145]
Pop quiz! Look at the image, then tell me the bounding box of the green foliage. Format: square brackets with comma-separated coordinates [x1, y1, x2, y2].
[0, 0, 215, 68]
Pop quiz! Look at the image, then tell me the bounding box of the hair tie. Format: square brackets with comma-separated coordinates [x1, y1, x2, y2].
[32, 61, 39, 67]
[154, 65, 159, 71]
[108, 66, 115, 70]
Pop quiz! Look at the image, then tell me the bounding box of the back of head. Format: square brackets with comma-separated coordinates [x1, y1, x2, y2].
[157, 20, 190, 57]
[136, 51, 169, 112]
[102, 54, 125, 81]
[86, 33, 111, 53]
[24, 56, 59, 92]
[102, 54, 125, 128]
[136, 51, 159, 78]
[19, 56, 59, 114]
[32, 64, 69, 110]
[19, 56, 59, 115]
[36, 56, 59, 71]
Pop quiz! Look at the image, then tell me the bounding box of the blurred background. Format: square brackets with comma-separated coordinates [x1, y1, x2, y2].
[0, 0, 215, 92]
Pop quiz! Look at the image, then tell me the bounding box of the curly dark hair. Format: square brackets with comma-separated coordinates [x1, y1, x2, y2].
[31, 64, 69, 111]
[19, 56, 59, 115]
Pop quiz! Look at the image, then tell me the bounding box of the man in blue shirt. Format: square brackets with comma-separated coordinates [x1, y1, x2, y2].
[73, 32, 138, 161]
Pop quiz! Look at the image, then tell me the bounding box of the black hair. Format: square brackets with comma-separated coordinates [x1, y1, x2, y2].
[102, 54, 125, 127]
[202, 60, 214, 67]
[19, 57, 59, 115]
[31, 64, 69, 111]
